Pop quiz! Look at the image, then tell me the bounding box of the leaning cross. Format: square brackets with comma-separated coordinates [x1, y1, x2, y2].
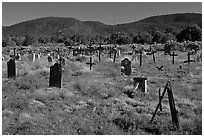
[184, 52, 194, 64]
[86, 56, 96, 70]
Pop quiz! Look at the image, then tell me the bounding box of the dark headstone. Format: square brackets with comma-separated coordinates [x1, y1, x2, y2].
[121, 58, 131, 75]
[49, 63, 62, 88]
[7, 59, 16, 78]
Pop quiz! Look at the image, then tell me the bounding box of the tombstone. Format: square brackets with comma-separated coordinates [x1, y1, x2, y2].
[7, 59, 16, 78]
[164, 43, 171, 55]
[49, 63, 62, 88]
[121, 58, 131, 75]
[48, 56, 52, 62]
[133, 77, 147, 93]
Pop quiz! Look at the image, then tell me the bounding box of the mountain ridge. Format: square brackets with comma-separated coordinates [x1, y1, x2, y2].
[3, 13, 202, 37]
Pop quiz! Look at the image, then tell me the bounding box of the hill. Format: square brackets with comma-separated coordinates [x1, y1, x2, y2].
[2, 13, 202, 37]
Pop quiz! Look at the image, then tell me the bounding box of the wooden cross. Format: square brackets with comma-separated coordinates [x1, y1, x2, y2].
[86, 56, 96, 70]
[184, 52, 194, 64]
[170, 51, 178, 64]
[156, 65, 164, 71]
[150, 82, 179, 129]
[87, 44, 94, 56]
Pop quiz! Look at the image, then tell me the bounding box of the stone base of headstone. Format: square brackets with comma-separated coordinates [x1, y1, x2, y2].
[133, 77, 147, 93]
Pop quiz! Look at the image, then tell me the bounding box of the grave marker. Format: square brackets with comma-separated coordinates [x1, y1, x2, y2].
[133, 77, 147, 93]
[113, 48, 117, 62]
[150, 82, 179, 129]
[170, 51, 178, 64]
[98, 44, 103, 62]
[140, 51, 142, 67]
[121, 58, 131, 75]
[7, 59, 16, 78]
[184, 52, 194, 64]
[86, 56, 96, 70]
[109, 47, 112, 58]
[49, 63, 62, 88]
[158, 88, 162, 111]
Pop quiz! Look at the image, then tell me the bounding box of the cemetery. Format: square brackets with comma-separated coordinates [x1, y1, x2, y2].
[2, 3, 202, 134]
[2, 40, 202, 135]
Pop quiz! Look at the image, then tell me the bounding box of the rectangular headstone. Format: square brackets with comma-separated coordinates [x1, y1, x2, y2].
[7, 59, 16, 78]
[121, 58, 131, 75]
[49, 63, 62, 88]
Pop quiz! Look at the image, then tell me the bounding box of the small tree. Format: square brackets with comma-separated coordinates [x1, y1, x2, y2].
[161, 33, 177, 44]
[22, 35, 34, 46]
[152, 31, 165, 43]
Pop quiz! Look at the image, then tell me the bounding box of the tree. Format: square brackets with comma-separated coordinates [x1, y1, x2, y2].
[152, 31, 165, 43]
[177, 24, 201, 42]
[135, 32, 152, 44]
[22, 35, 34, 46]
[161, 33, 177, 44]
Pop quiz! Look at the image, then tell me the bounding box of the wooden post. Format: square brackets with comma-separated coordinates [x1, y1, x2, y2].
[109, 47, 112, 58]
[113, 48, 117, 62]
[153, 52, 156, 63]
[140, 51, 142, 67]
[150, 82, 169, 123]
[167, 83, 179, 129]
[159, 88, 162, 111]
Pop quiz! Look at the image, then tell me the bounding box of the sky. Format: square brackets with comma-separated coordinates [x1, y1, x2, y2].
[2, 2, 202, 26]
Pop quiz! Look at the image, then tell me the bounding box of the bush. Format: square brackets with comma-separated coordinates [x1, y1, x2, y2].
[177, 24, 201, 42]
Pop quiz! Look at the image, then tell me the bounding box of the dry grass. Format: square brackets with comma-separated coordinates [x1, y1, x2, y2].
[2, 45, 202, 135]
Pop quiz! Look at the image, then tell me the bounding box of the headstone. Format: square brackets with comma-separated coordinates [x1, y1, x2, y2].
[133, 77, 147, 93]
[7, 59, 16, 78]
[49, 63, 62, 88]
[121, 58, 131, 75]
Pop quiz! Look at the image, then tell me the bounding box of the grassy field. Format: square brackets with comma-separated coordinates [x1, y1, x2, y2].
[2, 48, 202, 135]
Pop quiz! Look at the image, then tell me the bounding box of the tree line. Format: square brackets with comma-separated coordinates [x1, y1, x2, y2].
[2, 24, 201, 47]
